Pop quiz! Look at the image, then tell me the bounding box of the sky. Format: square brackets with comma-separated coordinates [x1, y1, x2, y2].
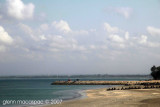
[0, 0, 160, 76]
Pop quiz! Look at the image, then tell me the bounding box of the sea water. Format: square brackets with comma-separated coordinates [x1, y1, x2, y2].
[0, 76, 151, 107]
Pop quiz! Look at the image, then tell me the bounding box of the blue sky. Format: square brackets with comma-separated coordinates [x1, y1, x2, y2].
[0, 0, 160, 76]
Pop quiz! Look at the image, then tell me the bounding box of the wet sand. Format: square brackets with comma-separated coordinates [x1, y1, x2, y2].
[45, 88, 160, 107]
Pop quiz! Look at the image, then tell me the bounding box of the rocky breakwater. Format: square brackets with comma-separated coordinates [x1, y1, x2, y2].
[51, 80, 160, 85]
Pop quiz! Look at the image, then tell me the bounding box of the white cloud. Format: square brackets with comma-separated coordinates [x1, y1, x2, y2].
[40, 24, 49, 31]
[72, 30, 89, 35]
[125, 32, 129, 40]
[0, 26, 13, 45]
[39, 35, 47, 40]
[18, 23, 38, 41]
[109, 34, 124, 43]
[0, 15, 3, 19]
[19, 23, 32, 34]
[38, 12, 47, 21]
[103, 23, 128, 49]
[105, 7, 132, 19]
[139, 35, 147, 44]
[6, 0, 34, 20]
[49, 35, 87, 52]
[52, 20, 71, 33]
[147, 42, 160, 48]
[0, 45, 6, 52]
[119, 44, 125, 48]
[147, 26, 160, 36]
[89, 45, 96, 49]
[50, 35, 73, 50]
[19, 23, 47, 41]
[139, 35, 160, 48]
[104, 23, 119, 33]
[115, 7, 132, 19]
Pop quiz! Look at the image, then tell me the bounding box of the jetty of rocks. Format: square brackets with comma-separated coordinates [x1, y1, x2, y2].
[51, 80, 160, 85]
[106, 85, 160, 91]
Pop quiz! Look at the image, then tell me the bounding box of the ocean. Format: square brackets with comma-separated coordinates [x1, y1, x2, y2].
[0, 75, 151, 107]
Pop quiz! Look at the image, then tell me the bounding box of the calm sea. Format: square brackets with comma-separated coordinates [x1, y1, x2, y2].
[0, 76, 151, 107]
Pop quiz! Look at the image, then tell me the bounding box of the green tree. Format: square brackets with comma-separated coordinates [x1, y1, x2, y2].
[151, 65, 160, 80]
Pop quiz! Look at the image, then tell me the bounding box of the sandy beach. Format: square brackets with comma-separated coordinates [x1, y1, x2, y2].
[45, 88, 160, 107]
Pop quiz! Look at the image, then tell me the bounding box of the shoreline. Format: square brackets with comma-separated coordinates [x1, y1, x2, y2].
[61, 90, 87, 102]
[57, 86, 114, 102]
[45, 87, 160, 107]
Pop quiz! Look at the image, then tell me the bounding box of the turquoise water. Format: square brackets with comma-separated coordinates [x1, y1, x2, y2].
[0, 76, 151, 107]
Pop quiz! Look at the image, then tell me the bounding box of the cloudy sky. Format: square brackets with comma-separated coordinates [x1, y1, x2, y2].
[0, 0, 160, 76]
